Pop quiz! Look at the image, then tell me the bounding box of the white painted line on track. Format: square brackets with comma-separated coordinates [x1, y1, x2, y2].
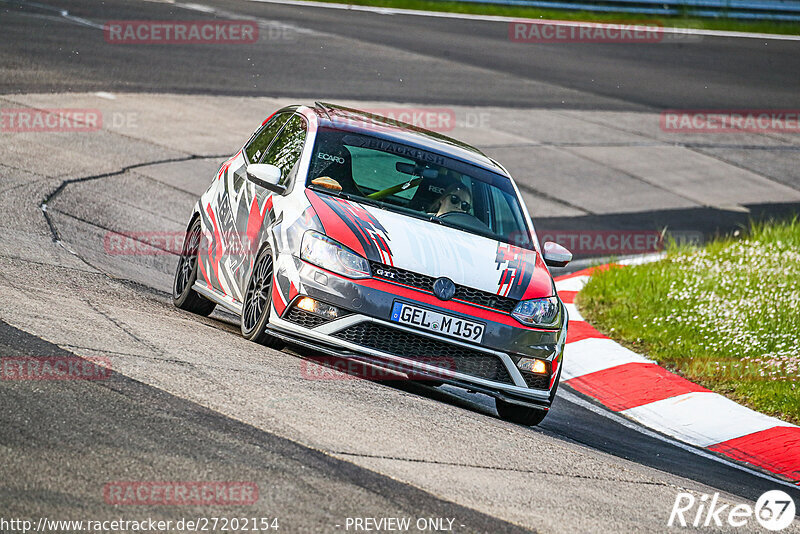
[177, 1, 324, 36]
[558, 389, 800, 491]
[245, 0, 800, 41]
[182, 2, 218, 12]
[622, 391, 796, 448]
[0, 0, 106, 29]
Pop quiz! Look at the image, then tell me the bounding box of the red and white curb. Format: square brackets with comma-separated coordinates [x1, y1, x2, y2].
[555, 262, 800, 486]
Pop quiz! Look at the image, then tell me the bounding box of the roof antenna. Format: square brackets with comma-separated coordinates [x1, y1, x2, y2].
[315, 101, 332, 120]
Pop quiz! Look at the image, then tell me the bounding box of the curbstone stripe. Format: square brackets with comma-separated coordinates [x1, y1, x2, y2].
[556, 264, 800, 484]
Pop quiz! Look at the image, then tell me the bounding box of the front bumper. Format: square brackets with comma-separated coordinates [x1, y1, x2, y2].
[268, 257, 567, 409]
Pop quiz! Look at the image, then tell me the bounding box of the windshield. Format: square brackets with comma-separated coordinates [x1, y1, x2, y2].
[306, 128, 533, 248]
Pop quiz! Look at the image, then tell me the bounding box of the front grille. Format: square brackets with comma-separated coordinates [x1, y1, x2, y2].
[522, 372, 550, 390]
[372, 262, 433, 290]
[333, 322, 514, 385]
[285, 307, 329, 329]
[370, 262, 517, 313]
[454, 285, 517, 313]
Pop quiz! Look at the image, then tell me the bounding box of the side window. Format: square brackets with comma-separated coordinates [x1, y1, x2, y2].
[244, 113, 291, 164]
[489, 188, 531, 247]
[262, 114, 307, 187]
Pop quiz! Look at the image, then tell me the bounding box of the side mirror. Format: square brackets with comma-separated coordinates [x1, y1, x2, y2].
[542, 241, 572, 268]
[246, 164, 285, 194]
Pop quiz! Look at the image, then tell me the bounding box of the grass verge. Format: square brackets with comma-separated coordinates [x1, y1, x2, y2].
[578, 219, 800, 425]
[306, 0, 800, 35]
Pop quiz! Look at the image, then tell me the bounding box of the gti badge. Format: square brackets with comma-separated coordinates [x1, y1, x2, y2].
[375, 268, 395, 279]
[433, 277, 456, 301]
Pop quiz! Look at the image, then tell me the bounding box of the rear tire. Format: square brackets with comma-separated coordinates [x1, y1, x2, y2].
[495, 399, 548, 426]
[173, 217, 216, 316]
[241, 246, 285, 349]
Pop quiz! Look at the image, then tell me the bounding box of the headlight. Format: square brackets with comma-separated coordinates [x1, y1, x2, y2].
[512, 296, 561, 328]
[300, 231, 371, 279]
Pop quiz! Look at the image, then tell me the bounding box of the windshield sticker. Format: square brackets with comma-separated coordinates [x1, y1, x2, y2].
[317, 152, 345, 165]
[344, 136, 446, 166]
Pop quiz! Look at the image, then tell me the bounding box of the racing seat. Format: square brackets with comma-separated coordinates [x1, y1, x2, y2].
[311, 143, 361, 195]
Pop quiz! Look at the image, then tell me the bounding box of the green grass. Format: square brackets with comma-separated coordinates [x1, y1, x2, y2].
[311, 0, 800, 35]
[578, 219, 800, 425]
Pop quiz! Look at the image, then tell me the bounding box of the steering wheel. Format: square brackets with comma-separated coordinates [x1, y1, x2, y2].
[367, 177, 422, 200]
[437, 211, 492, 232]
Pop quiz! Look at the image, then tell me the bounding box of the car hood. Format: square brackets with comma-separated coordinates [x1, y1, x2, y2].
[306, 190, 554, 300]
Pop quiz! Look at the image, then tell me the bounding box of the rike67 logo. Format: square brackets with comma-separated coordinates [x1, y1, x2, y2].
[669, 490, 796, 531]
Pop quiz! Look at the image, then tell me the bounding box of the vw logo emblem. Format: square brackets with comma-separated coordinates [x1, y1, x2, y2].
[433, 277, 456, 301]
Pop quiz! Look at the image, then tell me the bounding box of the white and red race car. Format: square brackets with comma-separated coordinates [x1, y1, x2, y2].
[174, 103, 572, 425]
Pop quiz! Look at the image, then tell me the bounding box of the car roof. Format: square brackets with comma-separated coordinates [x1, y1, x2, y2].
[296, 102, 509, 176]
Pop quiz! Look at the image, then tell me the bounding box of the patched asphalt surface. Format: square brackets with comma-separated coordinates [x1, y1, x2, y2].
[0, 319, 532, 532]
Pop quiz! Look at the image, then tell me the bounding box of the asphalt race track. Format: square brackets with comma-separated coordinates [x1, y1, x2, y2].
[4, 0, 800, 109]
[1, 0, 799, 531]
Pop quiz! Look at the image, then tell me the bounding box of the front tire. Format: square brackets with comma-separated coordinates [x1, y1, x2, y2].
[173, 217, 216, 316]
[241, 246, 284, 349]
[495, 399, 548, 426]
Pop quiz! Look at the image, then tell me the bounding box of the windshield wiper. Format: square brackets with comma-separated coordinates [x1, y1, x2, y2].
[309, 186, 386, 211]
[309, 185, 354, 201]
[425, 214, 504, 243]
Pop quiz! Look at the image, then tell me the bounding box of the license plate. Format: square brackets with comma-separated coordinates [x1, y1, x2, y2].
[390, 302, 485, 343]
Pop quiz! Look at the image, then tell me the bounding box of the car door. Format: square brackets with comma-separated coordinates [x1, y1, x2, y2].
[200, 112, 292, 301]
[231, 113, 308, 296]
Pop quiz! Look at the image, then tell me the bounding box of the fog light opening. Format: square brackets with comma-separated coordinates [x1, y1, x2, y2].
[517, 358, 548, 375]
[296, 297, 340, 319]
[297, 297, 316, 312]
